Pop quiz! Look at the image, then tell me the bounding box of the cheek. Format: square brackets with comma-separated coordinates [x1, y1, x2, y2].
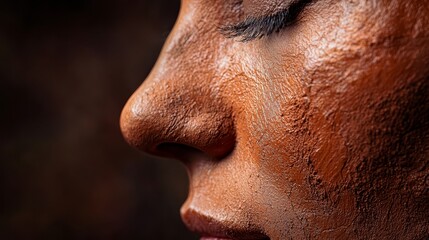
[227, 48, 329, 216]
[237, 2, 361, 190]
[297, 0, 429, 197]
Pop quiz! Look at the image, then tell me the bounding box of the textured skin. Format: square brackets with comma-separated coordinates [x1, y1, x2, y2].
[120, 0, 429, 239]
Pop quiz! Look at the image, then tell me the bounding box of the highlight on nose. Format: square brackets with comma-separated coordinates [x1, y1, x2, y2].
[120, 85, 236, 161]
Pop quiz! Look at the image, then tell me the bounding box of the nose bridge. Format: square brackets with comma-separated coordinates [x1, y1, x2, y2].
[120, 9, 236, 159]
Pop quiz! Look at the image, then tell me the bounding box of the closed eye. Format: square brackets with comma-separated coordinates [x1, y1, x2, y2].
[220, 0, 313, 42]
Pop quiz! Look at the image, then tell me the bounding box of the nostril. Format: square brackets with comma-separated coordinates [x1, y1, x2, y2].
[155, 142, 213, 163]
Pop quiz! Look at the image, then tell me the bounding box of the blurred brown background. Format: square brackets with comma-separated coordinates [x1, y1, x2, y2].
[0, 0, 197, 239]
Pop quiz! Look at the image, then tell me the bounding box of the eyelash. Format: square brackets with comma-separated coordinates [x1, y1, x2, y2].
[220, 0, 312, 42]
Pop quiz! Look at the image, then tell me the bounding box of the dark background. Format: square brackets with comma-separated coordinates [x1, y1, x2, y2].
[0, 0, 197, 239]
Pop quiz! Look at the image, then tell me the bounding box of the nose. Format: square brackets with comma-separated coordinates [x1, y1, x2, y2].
[120, 22, 236, 161]
[120, 76, 236, 160]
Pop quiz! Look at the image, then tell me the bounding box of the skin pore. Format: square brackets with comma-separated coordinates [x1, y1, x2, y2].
[120, 0, 429, 239]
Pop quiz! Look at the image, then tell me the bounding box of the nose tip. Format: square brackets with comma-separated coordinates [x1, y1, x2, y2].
[120, 84, 236, 161]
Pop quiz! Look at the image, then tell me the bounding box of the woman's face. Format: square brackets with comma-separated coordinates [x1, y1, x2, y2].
[121, 0, 429, 239]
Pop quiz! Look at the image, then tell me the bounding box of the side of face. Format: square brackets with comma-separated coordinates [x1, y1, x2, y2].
[121, 0, 429, 239]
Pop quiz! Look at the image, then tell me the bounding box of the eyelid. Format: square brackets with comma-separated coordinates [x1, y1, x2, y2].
[220, 0, 312, 42]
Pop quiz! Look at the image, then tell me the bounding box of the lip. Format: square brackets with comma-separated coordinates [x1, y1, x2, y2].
[181, 207, 269, 240]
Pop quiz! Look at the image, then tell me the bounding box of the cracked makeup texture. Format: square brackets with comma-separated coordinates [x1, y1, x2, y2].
[120, 0, 429, 239]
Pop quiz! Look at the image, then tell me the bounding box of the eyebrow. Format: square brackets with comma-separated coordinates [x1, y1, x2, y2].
[220, 0, 312, 42]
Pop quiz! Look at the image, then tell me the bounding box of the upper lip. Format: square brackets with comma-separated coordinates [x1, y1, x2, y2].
[181, 207, 269, 240]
